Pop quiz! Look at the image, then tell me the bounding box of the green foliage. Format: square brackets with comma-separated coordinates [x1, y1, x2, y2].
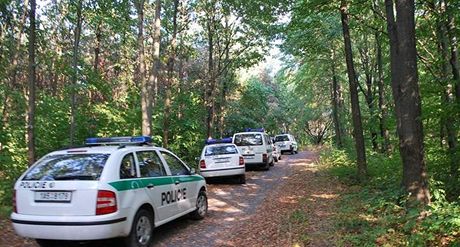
[321, 146, 460, 246]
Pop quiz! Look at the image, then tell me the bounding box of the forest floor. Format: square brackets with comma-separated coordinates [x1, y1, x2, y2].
[0, 149, 345, 247]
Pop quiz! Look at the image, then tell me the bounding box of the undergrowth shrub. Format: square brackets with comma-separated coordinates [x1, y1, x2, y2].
[320, 146, 460, 246]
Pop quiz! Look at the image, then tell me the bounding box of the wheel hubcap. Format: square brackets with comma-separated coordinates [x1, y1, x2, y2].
[197, 194, 207, 216]
[136, 215, 152, 245]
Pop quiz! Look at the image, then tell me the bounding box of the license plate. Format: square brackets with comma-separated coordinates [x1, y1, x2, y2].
[35, 191, 72, 203]
[244, 156, 254, 160]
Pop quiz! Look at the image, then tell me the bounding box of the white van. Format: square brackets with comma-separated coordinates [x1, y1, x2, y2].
[274, 134, 298, 154]
[232, 129, 274, 170]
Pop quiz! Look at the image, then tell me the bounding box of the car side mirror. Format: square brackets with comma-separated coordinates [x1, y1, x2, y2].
[190, 168, 196, 175]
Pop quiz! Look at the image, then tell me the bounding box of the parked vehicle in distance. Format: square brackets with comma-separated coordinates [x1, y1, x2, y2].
[274, 134, 298, 154]
[199, 138, 246, 184]
[11, 136, 207, 247]
[233, 128, 274, 170]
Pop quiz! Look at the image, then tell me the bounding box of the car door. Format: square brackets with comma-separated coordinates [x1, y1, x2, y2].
[135, 150, 177, 221]
[159, 151, 195, 213]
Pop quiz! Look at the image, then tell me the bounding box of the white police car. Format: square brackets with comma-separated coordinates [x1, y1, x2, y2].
[274, 134, 298, 154]
[199, 138, 245, 184]
[11, 136, 207, 247]
[233, 128, 274, 170]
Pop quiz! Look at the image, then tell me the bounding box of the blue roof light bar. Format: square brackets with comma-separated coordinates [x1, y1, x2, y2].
[205, 137, 233, 145]
[85, 136, 152, 145]
[244, 128, 265, 132]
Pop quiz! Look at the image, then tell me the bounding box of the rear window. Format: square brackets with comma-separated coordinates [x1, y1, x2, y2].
[233, 134, 263, 146]
[22, 154, 110, 181]
[275, 135, 289, 142]
[205, 145, 238, 156]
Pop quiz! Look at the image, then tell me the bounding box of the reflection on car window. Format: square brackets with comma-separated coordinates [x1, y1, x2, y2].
[275, 135, 290, 142]
[161, 152, 189, 176]
[205, 145, 238, 156]
[120, 153, 136, 179]
[137, 151, 165, 177]
[22, 154, 109, 181]
[233, 134, 263, 146]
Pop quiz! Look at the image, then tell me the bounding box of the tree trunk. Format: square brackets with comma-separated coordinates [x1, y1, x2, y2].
[206, 4, 216, 139]
[385, 0, 430, 204]
[70, 0, 83, 145]
[437, 0, 459, 185]
[340, 0, 367, 179]
[445, 2, 460, 101]
[330, 47, 343, 148]
[163, 0, 179, 148]
[375, 32, 391, 153]
[94, 22, 101, 72]
[27, 0, 37, 166]
[136, 0, 150, 136]
[150, 0, 162, 117]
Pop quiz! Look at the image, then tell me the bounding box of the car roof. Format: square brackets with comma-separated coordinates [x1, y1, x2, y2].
[234, 132, 265, 135]
[47, 145, 163, 155]
[204, 143, 237, 148]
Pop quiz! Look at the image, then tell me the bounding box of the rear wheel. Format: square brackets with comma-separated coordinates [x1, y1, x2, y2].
[125, 209, 154, 247]
[239, 174, 246, 184]
[262, 161, 270, 170]
[190, 190, 208, 220]
[35, 240, 60, 247]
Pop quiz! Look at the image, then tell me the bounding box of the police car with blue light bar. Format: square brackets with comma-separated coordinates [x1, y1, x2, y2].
[11, 136, 207, 247]
[199, 138, 246, 183]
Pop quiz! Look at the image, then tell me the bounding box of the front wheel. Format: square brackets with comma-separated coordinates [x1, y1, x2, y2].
[36, 240, 60, 247]
[125, 209, 154, 247]
[190, 190, 208, 220]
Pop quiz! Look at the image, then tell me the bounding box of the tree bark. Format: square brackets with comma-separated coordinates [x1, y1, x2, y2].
[340, 0, 367, 179]
[70, 0, 83, 145]
[205, 1, 217, 139]
[437, 0, 459, 185]
[163, 0, 179, 148]
[330, 47, 344, 148]
[149, 0, 162, 118]
[385, 0, 430, 204]
[375, 31, 391, 153]
[136, 0, 151, 136]
[27, 0, 37, 165]
[445, 2, 460, 101]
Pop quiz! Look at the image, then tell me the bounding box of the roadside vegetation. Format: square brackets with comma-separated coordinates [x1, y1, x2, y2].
[320, 146, 460, 246]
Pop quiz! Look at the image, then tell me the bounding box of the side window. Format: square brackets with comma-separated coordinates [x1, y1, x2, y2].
[137, 151, 166, 177]
[161, 152, 189, 176]
[120, 153, 137, 179]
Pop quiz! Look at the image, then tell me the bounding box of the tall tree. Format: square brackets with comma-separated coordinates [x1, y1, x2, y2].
[70, 0, 83, 145]
[26, 0, 36, 165]
[385, 0, 430, 204]
[149, 0, 161, 121]
[163, 0, 179, 148]
[340, 0, 367, 179]
[136, 0, 150, 136]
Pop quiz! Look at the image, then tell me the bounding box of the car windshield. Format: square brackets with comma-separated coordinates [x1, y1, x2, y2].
[22, 154, 110, 181]
[233, 134, 263, 146]
[205, 145, 238, 156]
[275, 135, 290, 142]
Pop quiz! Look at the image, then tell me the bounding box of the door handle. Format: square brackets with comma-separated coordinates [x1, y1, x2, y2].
[174, 181, 180, 185]
[146, 184, 155, 189]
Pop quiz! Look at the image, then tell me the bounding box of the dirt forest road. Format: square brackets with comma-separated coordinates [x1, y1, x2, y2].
[2, 150, 343, 247]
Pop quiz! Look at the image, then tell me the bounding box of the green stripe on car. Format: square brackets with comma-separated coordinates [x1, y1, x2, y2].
[109, 175, 204, 191]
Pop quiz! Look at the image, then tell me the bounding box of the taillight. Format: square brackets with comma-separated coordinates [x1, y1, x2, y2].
[262, 153, 267, 162]
[96, 190, 117, 215]
[200, 160, 206, 169]
[13, 190, 17, 213]
[239, 156, 244, 166]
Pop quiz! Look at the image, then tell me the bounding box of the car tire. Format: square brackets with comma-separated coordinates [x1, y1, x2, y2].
[35, 240, 60, 247]
[124, 209, 154, 247]
[190, 190, 208, 220]
[239, 174, 246, 184]
[263, 161, 270, 170]
[279, 155, 282, 160]
[274, 156, 278, 162]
